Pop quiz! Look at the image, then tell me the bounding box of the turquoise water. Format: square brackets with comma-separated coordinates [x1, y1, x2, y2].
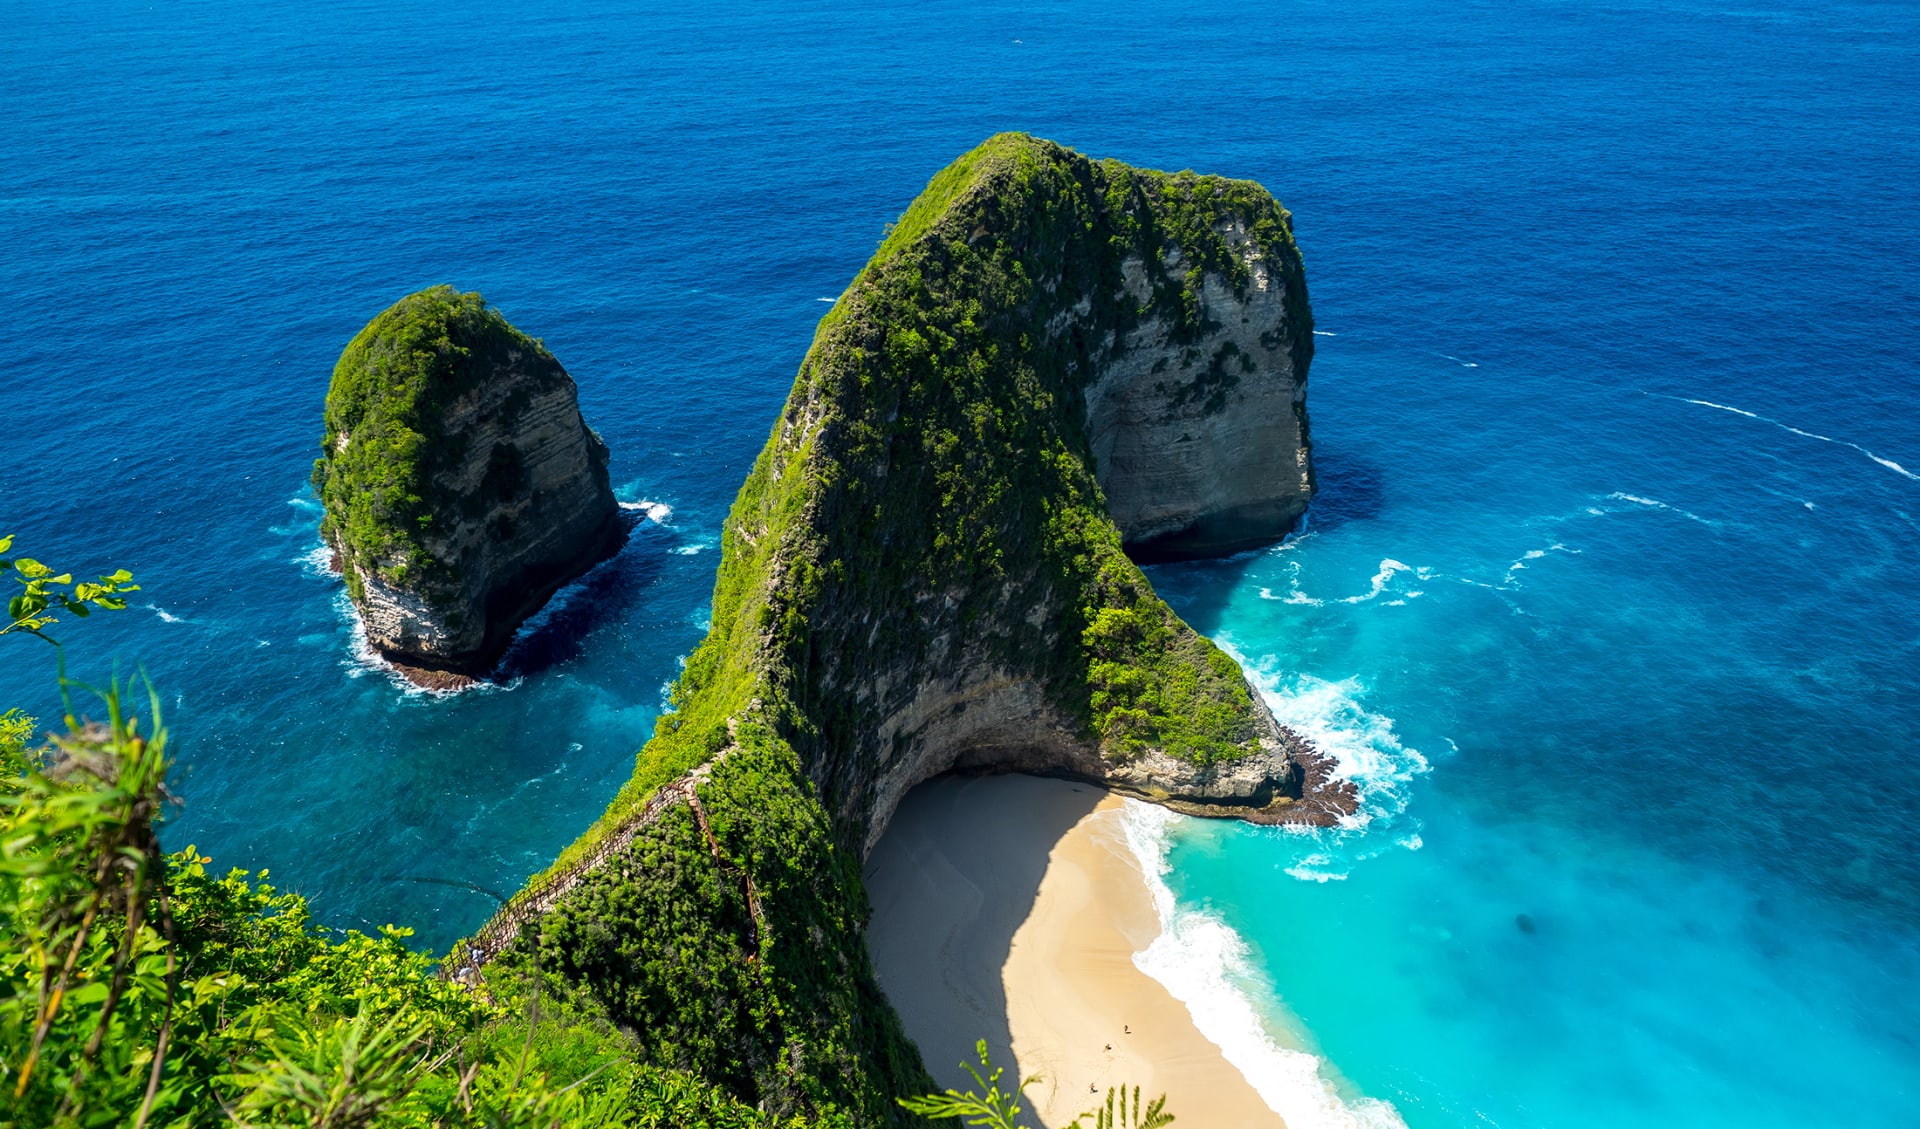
[5, 0, 1917, 1124]
[1142, 336, 1920, 1125]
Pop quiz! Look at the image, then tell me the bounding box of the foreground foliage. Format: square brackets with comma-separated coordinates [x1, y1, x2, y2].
[0, 544, 850, 1127]
[899, 1041, 1174, 1129]
[0, 675, 843, 1128]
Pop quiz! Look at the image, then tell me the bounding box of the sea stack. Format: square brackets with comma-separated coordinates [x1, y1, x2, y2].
[312, 286, 625, 684]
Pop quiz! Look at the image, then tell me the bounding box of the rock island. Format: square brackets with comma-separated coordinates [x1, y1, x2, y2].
[312, 285, 626, 685]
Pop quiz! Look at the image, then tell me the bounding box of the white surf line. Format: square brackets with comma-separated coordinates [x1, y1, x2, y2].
[1120, 803, 1409, 1129]
[1654, 393, 1918, 482]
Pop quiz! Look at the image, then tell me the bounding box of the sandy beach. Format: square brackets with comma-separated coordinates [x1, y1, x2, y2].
[865, 774, 1285, 1129]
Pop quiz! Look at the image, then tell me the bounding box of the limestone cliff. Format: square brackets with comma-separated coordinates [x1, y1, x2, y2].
[312, 286, 626, 679]
[1089, 219, 1315, 561]
[473, 135, 1353, 1123]
[754, 132, 1342, 848]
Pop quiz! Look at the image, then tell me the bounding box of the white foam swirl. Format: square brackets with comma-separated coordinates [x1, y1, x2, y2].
[619, 499, 674, 524]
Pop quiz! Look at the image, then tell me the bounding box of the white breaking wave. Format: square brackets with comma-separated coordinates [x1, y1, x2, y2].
[1501, 541, 1579, 587]
[1258, 672, 1429, 835]
[1312, 330, 1337, 336]
[620, 499, 674, 524]
[333, 591, 509, 699]
[1120, 802, 1408, 1129]
[1216, 643, 1432, 843]
[1340, 559, 1428, 604]
[1259, 585, 1326, 607]
[1603, 491, 1717, 526]
[1665, 395, 1919, 482]
[299, 542, 337, 578]
[1260, 557, 1427, 608]
[1341, 559, 1405, 604]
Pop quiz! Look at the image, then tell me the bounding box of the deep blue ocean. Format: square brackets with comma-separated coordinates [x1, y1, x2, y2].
[5, 0, 1917, 1124]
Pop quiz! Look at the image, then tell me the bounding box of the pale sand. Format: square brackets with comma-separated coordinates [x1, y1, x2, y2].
[865, 774, 1285, 1129]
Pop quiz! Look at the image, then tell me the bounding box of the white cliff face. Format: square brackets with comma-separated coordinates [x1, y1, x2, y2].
[854, 654, 1312, 855]
[333, 344, 625, 676]
[1081, 221, 1313, 560]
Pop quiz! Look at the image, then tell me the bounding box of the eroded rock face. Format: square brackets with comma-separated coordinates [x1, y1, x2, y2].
[854, 654, 1332, 855]
[313, 287, 625, 679]
[1088, 237, 1314, 561]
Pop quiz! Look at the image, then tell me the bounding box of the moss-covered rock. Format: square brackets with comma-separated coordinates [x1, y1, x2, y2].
[312, 286, 625, 678]
[471, 135, 1354, 1127]
[617, 132, 1344, 847]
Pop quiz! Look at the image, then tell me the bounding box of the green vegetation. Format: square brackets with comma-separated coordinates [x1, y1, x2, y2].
[505, 738, 929, 1125]
[898, 1042, 1172, 1129]
[541, 132, 1304, 867]
[673, 131, 1300, 790]
[2, 535, 137, 643]
[310, 286, 562, 606]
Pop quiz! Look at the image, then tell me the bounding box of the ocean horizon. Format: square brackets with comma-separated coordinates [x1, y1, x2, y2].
[6, 0, 1918, 1124]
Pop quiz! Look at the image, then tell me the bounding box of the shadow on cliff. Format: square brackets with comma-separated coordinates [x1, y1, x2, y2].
[1142, 450, 1388, 638]
[495, 517, 672, 680]
[863, 775, 1104, 1129]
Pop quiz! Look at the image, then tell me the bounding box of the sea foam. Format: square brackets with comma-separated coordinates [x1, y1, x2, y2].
[1119, 801, 1407, 1129]
[1113, 652, 1433, 1123]
[1661, 394, 1920, 482]
[1217, 642, 1432, 842]
[619, 499, 674, 524]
